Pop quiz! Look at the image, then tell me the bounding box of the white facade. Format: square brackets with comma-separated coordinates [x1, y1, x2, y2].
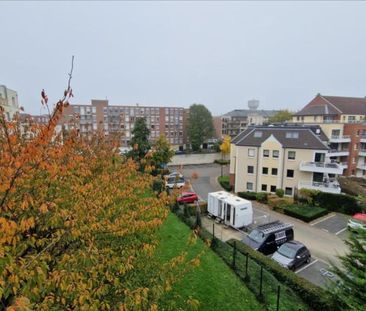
[0, 85, 19, 121]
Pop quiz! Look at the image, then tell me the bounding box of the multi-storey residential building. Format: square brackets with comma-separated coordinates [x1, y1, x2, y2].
[292, 94, 366, 177]
[229, 125, 343, 196]
[57, 99, 186, 149]
[0, 85, 19, 121]
[219, 100, 278, 139]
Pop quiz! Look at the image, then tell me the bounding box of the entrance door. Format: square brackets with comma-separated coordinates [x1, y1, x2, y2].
[314, 153, 325, 163]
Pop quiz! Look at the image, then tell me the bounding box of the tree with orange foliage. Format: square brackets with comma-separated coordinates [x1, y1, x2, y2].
[0, 61, 200, 310]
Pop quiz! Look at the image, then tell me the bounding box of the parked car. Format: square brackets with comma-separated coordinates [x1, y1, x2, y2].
[165, 176, 185, 189]
[242, 221, 294, 255]
[348, 213, 366, 231]
[271, 241, 311, 271]
[177, 192, 198, 204]
[165, 171, 183, 179]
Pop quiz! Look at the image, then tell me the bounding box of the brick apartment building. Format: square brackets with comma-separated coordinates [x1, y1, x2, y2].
[57, 99, 186, 149]
[293, 94, 366, 177]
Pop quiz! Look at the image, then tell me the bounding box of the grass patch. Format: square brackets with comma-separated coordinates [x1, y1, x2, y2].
[217, 175, 232, 191]
[283, 204, 328, 222]
[156, 213, 263, 311]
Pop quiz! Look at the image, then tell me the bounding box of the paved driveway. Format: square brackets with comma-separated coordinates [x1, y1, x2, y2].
[176, 164, 348, 273]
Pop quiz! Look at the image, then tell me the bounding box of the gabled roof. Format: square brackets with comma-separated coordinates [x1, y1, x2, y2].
[295, 94, 366, 116]
[234, 126, 329, 150]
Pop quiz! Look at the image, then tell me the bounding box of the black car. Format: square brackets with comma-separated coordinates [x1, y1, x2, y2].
[242, 221, 294, 255]
[271, 241, 311, 271]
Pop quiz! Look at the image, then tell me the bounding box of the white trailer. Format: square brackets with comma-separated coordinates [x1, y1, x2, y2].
[221, 195, 253, 229]
[207, 191, 231, 218]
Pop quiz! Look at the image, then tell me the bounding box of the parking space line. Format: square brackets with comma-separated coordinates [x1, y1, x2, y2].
[321, 228, 329, 233]
[295, 259, 318, 274]
[310, 213, 335, 226]
[335, 227, 347, 235]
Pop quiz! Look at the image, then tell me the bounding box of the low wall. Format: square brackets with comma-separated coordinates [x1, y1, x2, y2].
[169, 152, 222, 166]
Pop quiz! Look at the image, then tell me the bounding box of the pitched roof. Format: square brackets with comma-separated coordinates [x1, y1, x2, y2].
[234, 126, 329, 150]
[295, 94, 366, 116]
[223, 109, 279, 118]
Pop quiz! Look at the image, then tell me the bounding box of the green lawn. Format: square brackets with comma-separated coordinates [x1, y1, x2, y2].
[155, 213, 263, 311]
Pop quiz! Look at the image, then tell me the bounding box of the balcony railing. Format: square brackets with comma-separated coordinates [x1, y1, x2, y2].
[330, 135, 350, 139]
[299, 162, 344, 174]
[298, 181, 341, 194]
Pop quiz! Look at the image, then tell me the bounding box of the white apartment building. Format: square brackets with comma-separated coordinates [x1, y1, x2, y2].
[0, 85, 19, 121]
[229, 126, 344, 196]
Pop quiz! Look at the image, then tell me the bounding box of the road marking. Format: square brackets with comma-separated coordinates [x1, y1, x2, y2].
[335, 227, 347, 235]
[321, 228, 329, 233]
[295, 259, 318, 274]
[310, 213, 335, 226]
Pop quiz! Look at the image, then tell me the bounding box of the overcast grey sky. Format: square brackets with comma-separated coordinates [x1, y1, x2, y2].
[1, 1, 366, 115]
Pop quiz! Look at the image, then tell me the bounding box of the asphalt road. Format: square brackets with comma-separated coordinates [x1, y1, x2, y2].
[173, 163, 349, 288]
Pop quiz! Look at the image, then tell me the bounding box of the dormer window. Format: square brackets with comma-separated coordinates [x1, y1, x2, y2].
[285, 132, 299, 139]
[254, 131, 263, 138]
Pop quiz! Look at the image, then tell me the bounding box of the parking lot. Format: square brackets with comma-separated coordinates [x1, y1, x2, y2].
[311, 213, 350, 240]
[295, 257, 339, 288]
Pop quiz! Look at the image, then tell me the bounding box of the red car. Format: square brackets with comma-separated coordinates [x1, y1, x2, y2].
[177, 192, 198, 204]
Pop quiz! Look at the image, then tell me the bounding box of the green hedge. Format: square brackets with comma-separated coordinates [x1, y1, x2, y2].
[313, 192, 361, 215]
[185, 201, 208, 215]
[283, 204, 328, 222]
[256, 192, 268, 203]
[218, 176, 232, 191]
[226, 239, 339, 311]
[237, 191, 257, 200]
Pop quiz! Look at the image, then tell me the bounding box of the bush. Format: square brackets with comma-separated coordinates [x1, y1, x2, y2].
[298, 188, 319, 205]
[313, 192, 361, 215]
[226, 239, 338, 311]
[152, 179, 164, 193]
[218, 176, 232, 191]
[185, 201, 208, 215]
[256, 192, 268, 203]
[268, 196, 293, 209]
[283, 204, 328, 222]
[214, 159, 230, 165]
[275, 188, 284, 198]
[237, 191, 257, 200]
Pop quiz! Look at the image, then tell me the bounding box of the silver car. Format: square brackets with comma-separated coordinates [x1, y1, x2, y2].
[271, 241, 311, 271]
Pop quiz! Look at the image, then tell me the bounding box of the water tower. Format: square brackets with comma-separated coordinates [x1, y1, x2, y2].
[248, 99, 260, 111]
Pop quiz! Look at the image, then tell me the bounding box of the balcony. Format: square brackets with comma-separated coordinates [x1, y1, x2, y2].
[359, 149, 366, 157]
[360, 135, 366, 143]
[298, 181, 341, 194]
[340, 162, 348, 169]
[329, 135, 351, 143]
[326, 149, 349, 157]
[299, 162, 344, 174]
[357, 163, 366, 170]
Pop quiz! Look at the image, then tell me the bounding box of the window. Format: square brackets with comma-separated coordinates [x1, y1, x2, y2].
[263, 149, 270, 157]
[273, 150, 279, 158]
[248, 148, 255, 157]
[285, 187, 293, 196]
[288, 151, 296, 160]
[254, 131, 263, 138]
[285, 132, 299, 139]
[270, 185, 276, 193]
[261, 184, 267, 191]
[262, 167, 268, 175]
[247, 182, 253, 191]
[286, 169, 294, 178]
[247, 166, 254, 174]
[272, 168, 278, 176]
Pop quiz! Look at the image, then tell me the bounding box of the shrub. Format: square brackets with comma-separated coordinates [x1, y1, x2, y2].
[218, 176, 232, 191]
[298, 188, 319, 205]
[226, 239, 338, 311]
[283, 204, 328, 222]
[152, 179, 164, 193]
[185, 201, 208, 215]
[275, 188, 284, 198]
[313, 192, 361, 215]
[268, 196, 293, 209]
[183, 203, 191, 218]
[256, 192, 268, 203]
[237, 191, 257, 200]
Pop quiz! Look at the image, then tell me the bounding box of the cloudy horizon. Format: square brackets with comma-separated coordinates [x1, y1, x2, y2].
[1, 1, 366, 116]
